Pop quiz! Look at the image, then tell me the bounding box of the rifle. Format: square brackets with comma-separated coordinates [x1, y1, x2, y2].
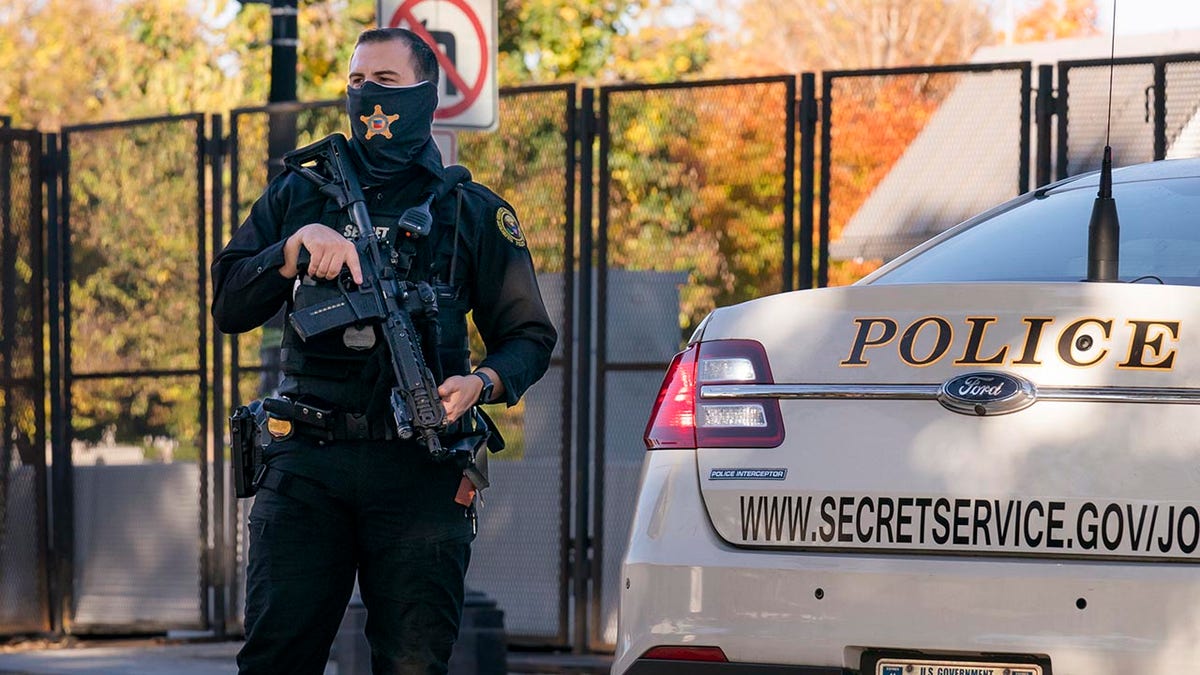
[282, 134, 448, 459]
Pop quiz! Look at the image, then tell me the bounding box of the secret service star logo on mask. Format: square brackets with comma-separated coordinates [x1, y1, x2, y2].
[360, 104, 401, 140]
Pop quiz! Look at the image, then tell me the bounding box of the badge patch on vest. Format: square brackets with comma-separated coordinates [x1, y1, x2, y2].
[496, 207, 526, 248]
[266, 416, 293, 439]
[360, 104, 400, 140]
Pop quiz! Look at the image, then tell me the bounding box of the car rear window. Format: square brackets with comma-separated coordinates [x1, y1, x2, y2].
[872, 176, 1200, 286]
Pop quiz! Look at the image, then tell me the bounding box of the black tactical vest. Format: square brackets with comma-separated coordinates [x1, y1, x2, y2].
[278, 168, 472, 413]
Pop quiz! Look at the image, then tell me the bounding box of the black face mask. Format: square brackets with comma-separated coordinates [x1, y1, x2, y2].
[346, 80, 438, 185]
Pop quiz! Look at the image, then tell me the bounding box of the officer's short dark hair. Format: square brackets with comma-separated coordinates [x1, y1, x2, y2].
[355, 28, 439, 85]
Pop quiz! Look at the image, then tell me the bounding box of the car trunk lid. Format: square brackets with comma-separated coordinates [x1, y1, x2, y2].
[692, 282, 1200, 560]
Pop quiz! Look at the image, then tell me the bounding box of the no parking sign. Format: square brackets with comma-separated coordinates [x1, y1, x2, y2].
[376, 0, 499, 131]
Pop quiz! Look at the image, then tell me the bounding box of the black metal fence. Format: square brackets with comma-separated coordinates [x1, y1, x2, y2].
[3, 53, 1200, 651]
[821, 63, 1032, 283]
[0, 127, 49, 635]
[592, 75, 796, 648]
[457, 84, 577, 647]
[222, 100, 348, 636]
[56, 114, 210, 633]
[1056, 53, 1200, 179]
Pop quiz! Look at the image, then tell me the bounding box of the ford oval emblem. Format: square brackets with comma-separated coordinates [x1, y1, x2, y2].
[937, 371, 1037, 416]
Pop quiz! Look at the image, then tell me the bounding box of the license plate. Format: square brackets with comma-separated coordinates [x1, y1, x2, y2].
[876, 658, 1043, 675]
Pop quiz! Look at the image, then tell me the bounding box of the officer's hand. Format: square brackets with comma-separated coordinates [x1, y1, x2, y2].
[438, 375, 484, 424]
[280, 223, 363, 284]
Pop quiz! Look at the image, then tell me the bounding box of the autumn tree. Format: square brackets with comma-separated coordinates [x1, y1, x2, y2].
[64, 118, 208, 448]
[823, 74, 957, 285]
[0, 0, 256, 128]
[598, 78, 795, 340]
[706, 0, 994, 77]
[0, 0, 383, 128]
[1003, 0, 1101, 43]
[498, 0, 712, 84]
[702, 0, 1099, 287]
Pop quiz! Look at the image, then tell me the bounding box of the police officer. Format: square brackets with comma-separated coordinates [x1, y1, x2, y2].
[211, 27, 557, 675]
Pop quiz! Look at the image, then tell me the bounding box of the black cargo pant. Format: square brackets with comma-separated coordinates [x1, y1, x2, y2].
[237, 434, 474, 675]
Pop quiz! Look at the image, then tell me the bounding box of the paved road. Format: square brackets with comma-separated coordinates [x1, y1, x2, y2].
[0, 640, 246, 675]
[0, 639, 612, 674]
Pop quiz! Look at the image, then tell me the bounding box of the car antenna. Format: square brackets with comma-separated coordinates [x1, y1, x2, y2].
[1086, 0, 1120, 282]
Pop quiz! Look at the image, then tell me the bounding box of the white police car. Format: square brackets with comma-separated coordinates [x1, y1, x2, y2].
[613, 157, 1200, 674]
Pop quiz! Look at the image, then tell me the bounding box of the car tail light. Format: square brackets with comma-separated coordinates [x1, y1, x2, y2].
[640, 645, 729, 662]
[644, 339, 783, 450]
[643, 344, 699, 449]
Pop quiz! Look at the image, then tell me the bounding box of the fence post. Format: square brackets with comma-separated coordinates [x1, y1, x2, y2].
[45, 131, 74, 634]
[574, 87, 596, 654]
[780, 76, 797, 293]
[1055, 64, 1070, 181]
[798, 73, 817, 290]
[817, 75, 833, 288]
[1019, 64, 1032, 195]
[1035, 65, 1056, 188]
[1153, 59, 1167, 161]
[208, 114, 228, 637]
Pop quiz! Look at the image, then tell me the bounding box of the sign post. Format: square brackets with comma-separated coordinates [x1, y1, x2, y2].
[376, 0, 499, 132]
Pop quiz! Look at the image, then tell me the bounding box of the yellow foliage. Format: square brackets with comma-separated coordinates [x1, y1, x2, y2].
[0, 0, 376, 129]
[1003, 0, 1101, 43]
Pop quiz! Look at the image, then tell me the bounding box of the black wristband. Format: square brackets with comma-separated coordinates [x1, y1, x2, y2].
[473, 371, 495, 405]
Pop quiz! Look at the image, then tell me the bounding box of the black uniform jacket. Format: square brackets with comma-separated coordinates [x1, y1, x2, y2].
[211, 147, 557, 411]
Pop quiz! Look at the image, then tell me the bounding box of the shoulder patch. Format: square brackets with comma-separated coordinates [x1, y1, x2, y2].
[496, 206, 526, 248]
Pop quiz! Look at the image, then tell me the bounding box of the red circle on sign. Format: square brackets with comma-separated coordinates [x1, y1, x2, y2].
[390, 0, 489, 119]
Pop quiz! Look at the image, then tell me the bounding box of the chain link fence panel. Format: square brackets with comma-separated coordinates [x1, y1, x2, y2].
[458, 84, 575, 645]
[1165, 60, 1200, 159]
[60, 115, 207, 630]
[595, 76, 795, 648]
[824, 65, 1030, 284]
[0, 128, 49, 633]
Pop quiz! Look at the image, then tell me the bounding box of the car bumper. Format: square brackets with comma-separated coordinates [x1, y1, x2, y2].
[621, 660, 847, 674]
[613, 449, 1200, 675]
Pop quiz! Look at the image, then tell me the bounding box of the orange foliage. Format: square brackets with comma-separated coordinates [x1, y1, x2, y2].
[827, 76, 947, 244]
[1008, 0, 1101, 43]
[821, 74, 958, 286]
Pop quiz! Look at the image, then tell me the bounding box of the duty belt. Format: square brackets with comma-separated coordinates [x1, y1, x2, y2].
[326, 412, 397, 441]
[262, 397, 398, 441]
